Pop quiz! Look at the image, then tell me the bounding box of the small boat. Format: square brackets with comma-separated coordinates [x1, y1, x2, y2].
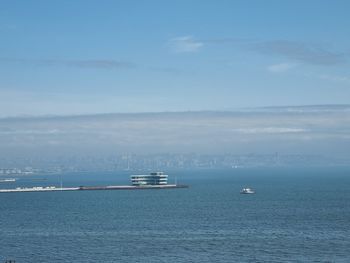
[240, 187, 255, 194]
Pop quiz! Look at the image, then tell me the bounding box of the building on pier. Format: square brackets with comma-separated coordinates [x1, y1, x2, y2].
[130, 172, 168, 186]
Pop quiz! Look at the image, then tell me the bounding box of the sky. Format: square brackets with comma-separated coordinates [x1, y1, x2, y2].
[0, 0, 350, 117]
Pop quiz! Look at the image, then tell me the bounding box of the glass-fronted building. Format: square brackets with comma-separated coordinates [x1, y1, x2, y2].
[131, 172, 168, 186]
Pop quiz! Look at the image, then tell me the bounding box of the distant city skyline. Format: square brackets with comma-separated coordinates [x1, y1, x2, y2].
[1, 152, 348, 174]
[1, 0, 350, 117]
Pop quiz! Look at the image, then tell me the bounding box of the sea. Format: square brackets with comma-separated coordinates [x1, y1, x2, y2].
[0, 167, 350, 263]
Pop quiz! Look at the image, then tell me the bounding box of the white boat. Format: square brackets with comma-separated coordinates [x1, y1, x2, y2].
[240, 187, 255, 194]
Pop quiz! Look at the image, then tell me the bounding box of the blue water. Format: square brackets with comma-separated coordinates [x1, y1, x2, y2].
[1, 167, 350, 262]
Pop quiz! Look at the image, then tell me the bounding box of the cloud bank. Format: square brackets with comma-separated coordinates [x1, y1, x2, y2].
[0, 105, 349, 157]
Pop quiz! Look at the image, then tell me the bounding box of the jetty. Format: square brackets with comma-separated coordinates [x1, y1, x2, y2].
[0, 171, 188, 194]
[0, 184, 188, 193]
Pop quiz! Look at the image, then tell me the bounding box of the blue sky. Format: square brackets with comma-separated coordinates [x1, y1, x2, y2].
[0, 0, 349, 116]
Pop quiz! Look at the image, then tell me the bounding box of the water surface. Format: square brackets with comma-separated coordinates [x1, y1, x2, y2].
[1, 167, 349, 262]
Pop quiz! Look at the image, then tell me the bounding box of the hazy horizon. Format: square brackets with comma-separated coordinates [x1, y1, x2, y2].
[1, 104, 349, 160]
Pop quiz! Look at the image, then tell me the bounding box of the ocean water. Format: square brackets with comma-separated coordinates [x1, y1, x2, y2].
[1, 167, 350, 262]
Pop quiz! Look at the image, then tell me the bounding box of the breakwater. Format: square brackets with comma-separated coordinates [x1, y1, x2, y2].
[0, 184, 188, 193]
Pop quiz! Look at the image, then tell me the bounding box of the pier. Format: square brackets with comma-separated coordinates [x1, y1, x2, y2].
[0, 184, 188, 193]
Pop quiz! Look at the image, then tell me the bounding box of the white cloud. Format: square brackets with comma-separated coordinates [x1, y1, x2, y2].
[267, 63, 296, 73]
[318, 74, 350, 84]
[231, 127, 307, 134]
[0, 129, 62, 135]
[169, 36, 203, 53]
[0, 57, 135, 69]
[256, 40, 345, 65]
